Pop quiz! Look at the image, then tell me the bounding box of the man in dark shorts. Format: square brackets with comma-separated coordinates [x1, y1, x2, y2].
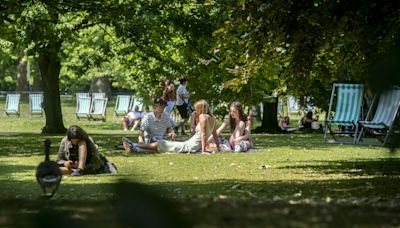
[175, 77, 190, 135]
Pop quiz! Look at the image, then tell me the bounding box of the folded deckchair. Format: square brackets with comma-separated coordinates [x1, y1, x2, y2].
[324, 83, 364, 144]
[29, 93, 43, 117]
[114, 95, 132, 116]
[357, 87, 400, 146]
[90, 97, 108, 121]
[76, 96, 92, 120]
[5, 93, 21, 117]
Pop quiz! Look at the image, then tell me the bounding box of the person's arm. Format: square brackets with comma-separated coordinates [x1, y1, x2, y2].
[211, 118, 220, 151]
[232, 121, 248, 144]
[138, 130, 145, 144]
[57, 137, 68, 165]
[199, 114, 207, 152]
[207, 119, 228, 142]
[166, 127, 176, 140]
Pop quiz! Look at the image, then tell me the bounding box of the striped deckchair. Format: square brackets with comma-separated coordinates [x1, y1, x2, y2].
[357, 87, 400, 146]
[92, 92, 106, 99]
[4, 93, 21, 117]
[114, 95, 131, 116]
[324, 83, 364, 144]
[29, 93, 43, 117]
[131, 96, 144, 111]
[90, 97, 108, 121]
[76, 96, 92, 120]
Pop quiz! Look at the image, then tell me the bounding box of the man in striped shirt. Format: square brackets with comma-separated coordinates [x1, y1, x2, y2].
[139, 97, 175, 144]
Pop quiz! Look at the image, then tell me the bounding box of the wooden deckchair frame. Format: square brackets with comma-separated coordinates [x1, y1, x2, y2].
[114, 95, 132, 117]
[5, 93, 21, 117]
[324, 83, 364, 144]
[29, 93, 43, 117]
[356, 87, 400, 146]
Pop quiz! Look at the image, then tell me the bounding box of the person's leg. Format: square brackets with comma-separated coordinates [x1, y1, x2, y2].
[122, 139, 158, 153]
[131, 119, 141, 131]
[122, 117, 129, 130]
[77, 145, 88, 171]
[180, 117, 188, 135]
[59, 167, 72, 175]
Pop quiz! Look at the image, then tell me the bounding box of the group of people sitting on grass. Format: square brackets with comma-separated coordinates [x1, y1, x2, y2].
[56, 97, 253, 176]
[121, 97, 253, 154]
[279, 111, 322, 133]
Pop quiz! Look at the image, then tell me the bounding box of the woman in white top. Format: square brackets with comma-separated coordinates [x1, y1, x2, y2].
[208, 101, 253, 152]
[124, 99, 220, 153]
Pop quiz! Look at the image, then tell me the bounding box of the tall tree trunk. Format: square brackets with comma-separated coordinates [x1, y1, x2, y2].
[32, 60, 43, 91]
[17, 48, 28, 96]
[254, 97, 281, 133]
[38, 42, 66, 134]
[90, 76, 111, 97]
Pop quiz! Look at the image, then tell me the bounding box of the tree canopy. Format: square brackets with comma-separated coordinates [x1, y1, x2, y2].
[0, 0, 399, 133]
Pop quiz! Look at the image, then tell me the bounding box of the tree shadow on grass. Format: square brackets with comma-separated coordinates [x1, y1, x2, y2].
[279, 158, 400, 177]
[1, 176, 400, 227]
[0, 161, 35, 176]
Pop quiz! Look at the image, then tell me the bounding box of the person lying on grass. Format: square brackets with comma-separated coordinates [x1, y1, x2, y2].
[57, 125, 116, 176]
[207, 101, 253, 152]
[123, 99, 220, 154]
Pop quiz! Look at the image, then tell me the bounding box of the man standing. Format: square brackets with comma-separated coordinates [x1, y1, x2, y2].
[175, 77, 190, 135]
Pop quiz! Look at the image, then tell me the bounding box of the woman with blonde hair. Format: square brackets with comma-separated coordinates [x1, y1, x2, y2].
[123, 99, 220, 153]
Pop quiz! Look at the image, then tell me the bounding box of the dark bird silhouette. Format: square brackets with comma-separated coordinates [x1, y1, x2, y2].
[36, 139, 62, 198]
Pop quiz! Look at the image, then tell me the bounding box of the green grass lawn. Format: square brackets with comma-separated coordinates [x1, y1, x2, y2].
[0, 97, 400, 227]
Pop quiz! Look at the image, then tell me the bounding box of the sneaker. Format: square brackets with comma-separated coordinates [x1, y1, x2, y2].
[71, 168, 82, 176]
[107, 162, 118, 174]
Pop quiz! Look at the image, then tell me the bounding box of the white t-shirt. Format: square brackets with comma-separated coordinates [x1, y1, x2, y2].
[126, 111, 142, 120]
[176, 84, 189, 106]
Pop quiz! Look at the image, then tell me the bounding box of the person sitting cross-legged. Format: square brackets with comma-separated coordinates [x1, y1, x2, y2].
[123, 99, 220, 154]
[279, 116, 298, 133]
[208, 101, 253, 152]
[57, 125, 116, 176]
[122, 97, 175, 153]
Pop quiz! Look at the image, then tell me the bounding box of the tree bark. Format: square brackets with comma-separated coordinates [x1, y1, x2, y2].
[17, 48, 28, 96]
[32, 60, 43, 91]
[38, 42, 66, 134]
[254, 97, 281, 133]
[90, 76, 111, 97]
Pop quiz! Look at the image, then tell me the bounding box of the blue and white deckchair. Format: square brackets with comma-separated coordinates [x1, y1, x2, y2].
[131, 96, 144, 111]
[90, 98, 108, 121]
[114, 95, 131, 116]
[357, 87, 400, 146]
[29, 93, 43, 117]
[324, 83, 364, 144]
[5, 94, 21, 117]
[76, 93, 90, 99]
[287, 95, 300, 114]
[76, 96, 91, 120]
[92, 92, 106, 99]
